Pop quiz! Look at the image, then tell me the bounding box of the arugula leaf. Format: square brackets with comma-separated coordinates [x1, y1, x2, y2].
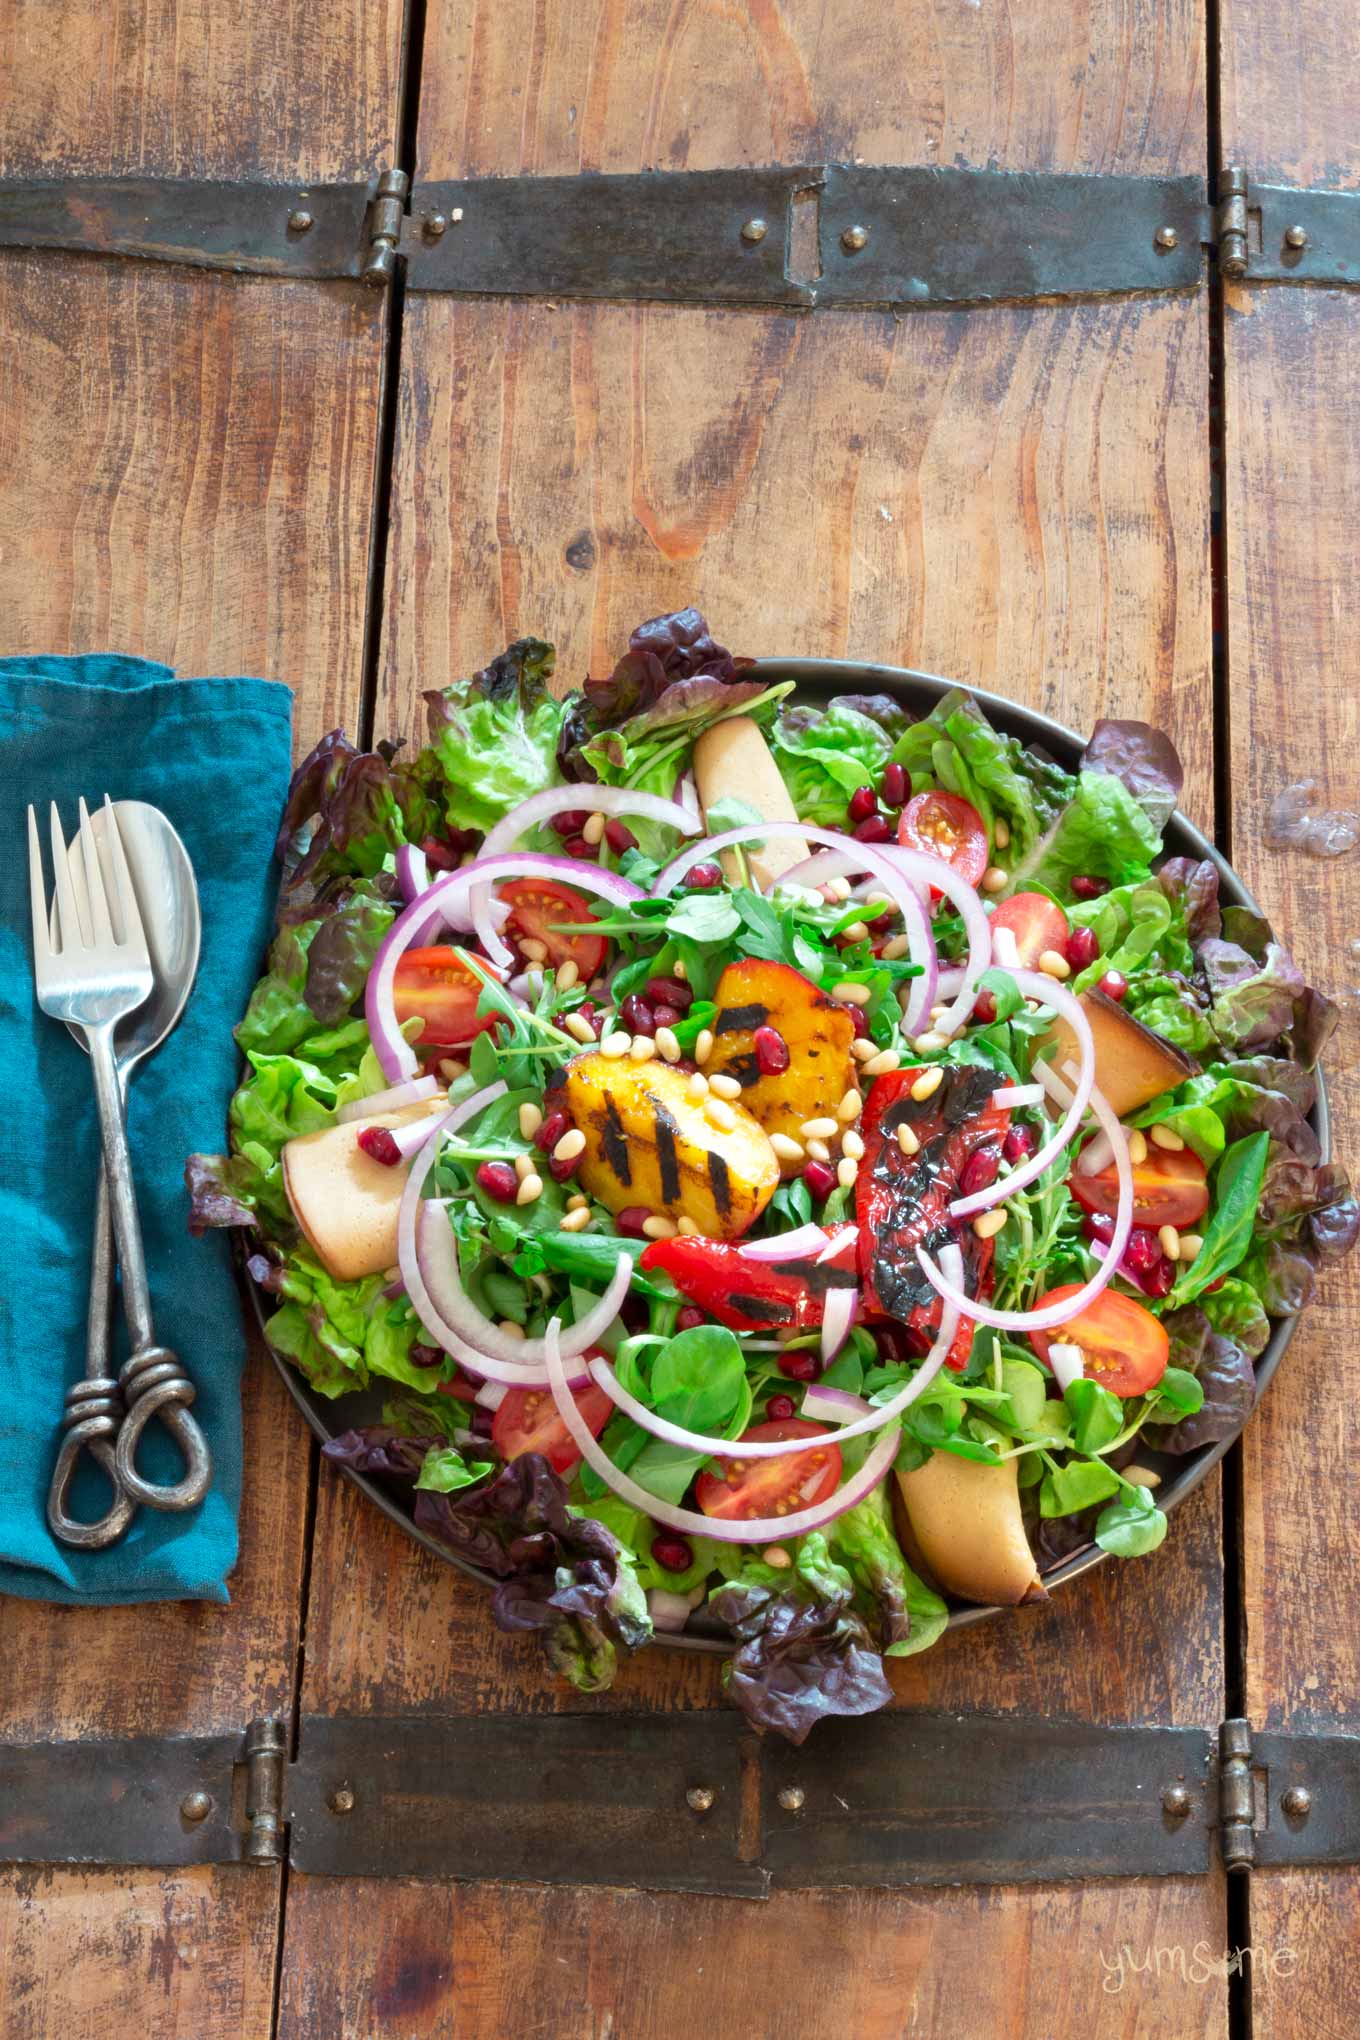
[1171, 1131, 1270, 1304]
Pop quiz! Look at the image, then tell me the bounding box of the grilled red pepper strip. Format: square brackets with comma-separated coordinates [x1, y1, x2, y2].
[855, 1065, 1010, 1370]
[639, 1232, 857, 1332]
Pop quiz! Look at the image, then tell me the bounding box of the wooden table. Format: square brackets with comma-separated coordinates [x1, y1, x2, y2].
[1, 0, 1356, 2032]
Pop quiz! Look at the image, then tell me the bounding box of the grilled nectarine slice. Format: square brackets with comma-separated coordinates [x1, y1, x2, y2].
[705, 959, 857, 1163]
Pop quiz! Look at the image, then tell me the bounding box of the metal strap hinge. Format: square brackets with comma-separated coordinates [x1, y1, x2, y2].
[1214, 167, 1360, 284]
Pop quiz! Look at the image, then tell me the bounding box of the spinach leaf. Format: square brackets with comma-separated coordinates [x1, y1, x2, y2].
[1171, 1131, 1270, 1304]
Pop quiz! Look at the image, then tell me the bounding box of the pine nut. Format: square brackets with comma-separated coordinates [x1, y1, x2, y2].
[582, 811, 606, 846]
[912, 1031, 948, 1054]
[687, 1070, 710, 1100]
[851, 1038, 878, 1063]
[837, 1157, 858, 1190]
[1123, 1462, 1162, 1490]
[827, 877, 852, 902]
[832, 980, 872, 1006]
[709, 1073, 743, 1100]
[981, 867, 1009, 894]
[805, 1138, 832, 1163]
[993, 816, 1011, 849]
[655, 1026, 682, 1063]
[514, 1152, 534, 1181]
[800, 1116, 839, 1140]
[560, 1206, 592, 1232]
[601, 1030, 631, 1058]
[673, 959, 688, 981]
[695, 1028, 715, 1064]
[862, 1048, 901, 1078]
[1179, 1232, 1204, 1261]
[863, 891, 895, 911]
[518, 937, 549, 963]
[838, 1089, 862, 1123]
[842, 1128, 865, 1161]
[1038, 948, 1071, 980]
[642, 1214, 678, 1240]
[910, 1065, 943, 1101]
[629, 1034, 657, 1061]
[770, 1133, 805, 1163]
[516, 1172, 544, 1205]
[973, 1208, 1008, 1240]
[498, 1319, 526, 1341]
[763, 1544, 792, 1569]
[553, 1128, 586, 1162]
[676, 1215, 701, 1236]
[555, 958, 580, 991]
[880, 934, 911, 961]
[1150, 1123, 1185, 1151]
[567, 1192, 589, 1212]
[1127, 1129, 1149, 1164]
[518, 1101, 543, 1140]
[896, 1123, 920, 1156]
[706, 1098, 736, 1132]
[841, 920, 871, 944]
[564, 1012, 597, 1044]
[1159, 1224, 1182, 1262]
[439, 1058, 464, 1081]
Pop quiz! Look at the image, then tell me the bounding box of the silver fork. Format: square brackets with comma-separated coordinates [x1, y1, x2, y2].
[28, 799, 211, 1518]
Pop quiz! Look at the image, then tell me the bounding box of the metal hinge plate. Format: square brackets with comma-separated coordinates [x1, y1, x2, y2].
[1217, 168, 1360, 283]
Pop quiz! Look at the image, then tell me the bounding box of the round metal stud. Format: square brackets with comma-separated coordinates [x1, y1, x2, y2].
[328, 1784, 356, 1815]
[1154, 225, 1179, 251]
[1161, 1783, 1192, 1819]
[685, 1785, 715, 1814]
[424, 212, 449, 240]
[1281, 1784, 1312, 1818]
[287, 209, 314, 234]
[841, 224, 870, 254]
[181, 1790, 213, 1823]
[740, 218, 768, 245]
[777, 1785, 805, 1812]
[1284, 225, 1309, 251]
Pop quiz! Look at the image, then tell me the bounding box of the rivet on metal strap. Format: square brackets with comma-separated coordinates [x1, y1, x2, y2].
[740, 217, 768, 244]
[685, 1785, 715, 1815]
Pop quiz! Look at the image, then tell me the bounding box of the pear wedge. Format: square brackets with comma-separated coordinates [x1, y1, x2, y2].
[895, 1452, 1046, 1607]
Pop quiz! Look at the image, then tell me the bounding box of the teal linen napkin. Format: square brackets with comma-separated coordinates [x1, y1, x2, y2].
[0, 655, 293, 1603]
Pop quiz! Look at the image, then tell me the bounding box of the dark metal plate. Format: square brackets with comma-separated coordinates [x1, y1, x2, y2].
[1245, 183, 1360, 285]
[0, 176, 368, 278]
[254, 659, 1321, 1648]
[288, 1712, 767, 1894]
[1251, 1728, 1360, 1867]
[0, 1733, 247, 1868]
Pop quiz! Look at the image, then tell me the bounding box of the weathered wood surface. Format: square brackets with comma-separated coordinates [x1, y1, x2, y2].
[278, 3, 1226, 2035]
[1220, 1, 1360, 2028]
[0, 0, 398, 2032]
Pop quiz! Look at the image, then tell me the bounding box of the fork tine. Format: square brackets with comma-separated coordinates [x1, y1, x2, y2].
[49, 803, 87, 951]
[101, 796, 151, 966]
[77, 797, 114, 949]
[27, 805, 54, 967]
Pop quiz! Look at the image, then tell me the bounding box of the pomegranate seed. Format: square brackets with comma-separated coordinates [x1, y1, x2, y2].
[469, 1405, 496, 1438]
[766, 1392, 797, 1421]
[973, 989, 998, 1025]
[645, 976, 693, 1012]
[959, 1145, 999, 1197]
[549, 1152, 583, 1183]
[1205, 1274, 1227, 1293]
[1070, 874, 1109, 901]
[848, 785, 879, 825]
[604, 818, 637, 855]
[420, 835, 459, 871]
[1124, 1227, 1163, 1275]
[544, 1064, 569, 1096]
[620, 993, 656, 1036]
[677, 1306, 707, 1331]
[882, 761, 907, 808]
[551, 809, 590, 837]
[651, 1003, 682, 1028]
[685, 862, 724, 890]
[564, 835, 597, 861]
[357, 1126, 402, 1167]
[899, 1323, 934, 1358]
[476, 1160, 519, 1203]
[409, 1342, 443, 1369]
[621, 1292, 650, 1332]
[779, 1350, 818, 1381]
[843, 1001, 870, 1040]
[753, 1025, 790, 1075]
[1097, 969, 1129, 1003]
[853, 814, 893, 844]
[615, 1207, 652, 1239]
[1002, 1124, 1037, 1164]
[534, 1108, 570, 1152]
[1143, 1255, 1176, 1298]
[652, 1535, 694, 1572]
[1065, 926, 1100, 972]
[1082, 1211, 1116, 1243]
[804, 1159, 837, 1200]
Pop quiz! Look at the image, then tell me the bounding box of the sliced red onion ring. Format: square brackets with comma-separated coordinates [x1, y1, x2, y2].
[990, 1083, 1044, 1110]
[648, 1586, 703, 1632]
[416, 1201, 631, 1371]
[394, 841, 431, 905]
[947, 969, 1095, 1218]
[337, 1075, 441, 1123]
[916, 1078, 1132, 1332]
[387, 1110, 455, 1163]
[737, 1223, 832, 1263]
[1075, 1129, 1115, 1176]
[474, 1380, 509, 1411]
[583, 1244, 963, 1463]
[553, 1322, 902, 1542]
[801, 1384, 874, 1425]
[366, 854, 644, 1081]
[820, 1286, 858, 1366]
[1046, 1341, 1086, 1392]
[816, 1223, 859, 1264]
[655, 821, 953, 1035]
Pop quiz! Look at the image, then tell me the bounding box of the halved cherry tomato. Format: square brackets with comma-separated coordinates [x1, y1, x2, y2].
[1069, 1141, 1209, 1228]
[898, 791, 989, 889]
[499, 877, 607, 979]
[1030, 1287, 1169, 1398]
[491, 1376, 613, 1476]
[694, 1418, 843, 1521]
[393, 947, 502, 1046]
[987, 890, 1070, 969]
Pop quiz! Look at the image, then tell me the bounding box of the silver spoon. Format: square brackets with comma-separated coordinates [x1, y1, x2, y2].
[46, 801, 206, 1547]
